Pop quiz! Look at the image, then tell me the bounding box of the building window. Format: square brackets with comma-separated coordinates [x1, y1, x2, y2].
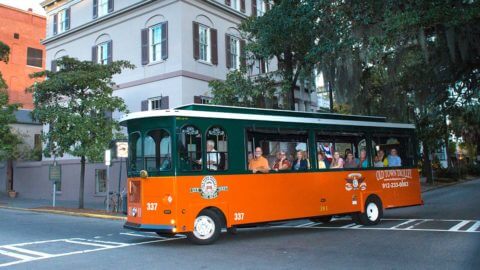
[259, 58, 268, 73]
[231, 0, 240, 11]
[98, 0, 109, 17]
[13, 33, 19, 39]
[201, 96, 212, 104]
[150, 24, 163, 62]
[95, 169, 107, 194]
[58, 9, 67, 33]
[257, 0, 267, 16]
[149, 97, 162, 110]
[97, 42, 109, 65]
[26, 48, 43, 67]
[230, 36, 240, 70]
[199, 25, 210, 62]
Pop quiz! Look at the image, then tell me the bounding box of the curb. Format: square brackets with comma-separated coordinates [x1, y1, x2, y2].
[421, 180, 466, 193]
[0, 205, 126, 221]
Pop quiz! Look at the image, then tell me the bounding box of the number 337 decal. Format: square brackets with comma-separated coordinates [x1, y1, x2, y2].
[234, 212, 245, 221]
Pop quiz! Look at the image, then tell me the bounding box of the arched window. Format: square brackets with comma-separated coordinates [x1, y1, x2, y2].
[129, 132, 142, 171]
[206, 126, 228, 171]
[179, 125, 202, 171]
[144, 129, 171, 172]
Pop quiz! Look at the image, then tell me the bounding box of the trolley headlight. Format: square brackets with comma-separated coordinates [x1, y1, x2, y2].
[167, 195, 173, 204]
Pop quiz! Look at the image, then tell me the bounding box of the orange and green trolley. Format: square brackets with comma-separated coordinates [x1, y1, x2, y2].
[121, 104, 422, 244]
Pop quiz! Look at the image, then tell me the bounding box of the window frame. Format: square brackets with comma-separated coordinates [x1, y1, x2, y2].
[178, 125, 203, 172]
[57, 9, 67, 33]
[256, 0, 266, 16]
[144, 128, 172, 174]
[97, 42, 109, 65]
[95, 169, 107, 195]
[149, 23, 163, 63]
[229, 36, 240, 70]
[205, 125, 229, 172]
[128, 131, 143, 173]
[26, 47, 43, 68]
[148, 97, 162, 111]
[198, 24, 211, 63]
[98, 0, 109, 17]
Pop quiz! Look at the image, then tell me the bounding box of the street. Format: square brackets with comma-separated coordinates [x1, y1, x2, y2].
[1, 179, 479, 270]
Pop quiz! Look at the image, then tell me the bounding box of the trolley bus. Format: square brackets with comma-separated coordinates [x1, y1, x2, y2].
[121, 104, 422, 244]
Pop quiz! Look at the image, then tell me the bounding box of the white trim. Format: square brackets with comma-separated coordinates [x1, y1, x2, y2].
[120, 109, 415, 129]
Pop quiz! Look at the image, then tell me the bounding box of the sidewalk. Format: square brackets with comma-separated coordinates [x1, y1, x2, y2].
[0, 194, 126, 220]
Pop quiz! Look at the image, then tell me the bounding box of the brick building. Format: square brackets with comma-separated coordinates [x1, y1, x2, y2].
[0, 4, 46, 109]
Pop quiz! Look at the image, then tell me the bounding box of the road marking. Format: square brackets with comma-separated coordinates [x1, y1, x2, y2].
[405, 220, 430, 230]
[1, 246, 52, 258]
[391, 219, 417, 229]
[83, 239, 128, 246]
[351, 225, 363, 228]
[448, 221, 471, 231]
[64, 239, 115, 248]
[296, 222, 315, 228]
[0, 236, 185, 268]
[119, 232, 161, 238]
[341, 223, 357, 228]
[466, 221, 480, 232]
[0, 249, 35, 260]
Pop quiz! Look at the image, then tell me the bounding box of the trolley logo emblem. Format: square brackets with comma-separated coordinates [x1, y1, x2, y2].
[190, 176, 228, 199]
[345, 173, 367, 191]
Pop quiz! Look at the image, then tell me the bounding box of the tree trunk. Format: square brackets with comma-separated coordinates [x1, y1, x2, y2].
[79, 156, 86, 209]
[423, 144, 434, 184]
[6, 159, 13, 191]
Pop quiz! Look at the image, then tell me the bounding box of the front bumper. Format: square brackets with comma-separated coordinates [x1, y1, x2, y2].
[124, 222, 175, 233]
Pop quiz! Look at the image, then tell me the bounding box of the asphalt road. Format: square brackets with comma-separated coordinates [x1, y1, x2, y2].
[1, 179, 479, 270]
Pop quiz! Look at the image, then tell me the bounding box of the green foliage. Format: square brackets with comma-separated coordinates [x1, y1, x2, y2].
[28, 57, 134, 162]
[210, 70, 277, 108]
[0, 42, 21, 162]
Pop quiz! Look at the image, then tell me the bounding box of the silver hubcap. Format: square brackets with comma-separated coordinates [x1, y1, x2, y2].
[193, 215, 215, 240]
[366, 202, 379, 221]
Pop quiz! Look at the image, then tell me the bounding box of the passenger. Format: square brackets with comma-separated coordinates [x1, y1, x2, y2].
[292, 150, 309, 171]
[387, 148, 402, 167]
[273, 151, 292, 171]
[320, 143, 333, 162]
[344, 149, 352, 159]
[248, 147, 271, 173]
[317, 152, 329, 169]
[344, 152, 358, 168]
[197, 140, 220, 171]
[358, 149, 368, 168]
[330, 151, 344, 169]
[377, 149, 389, 167]
[247, 152, 253, 163]
[374, 155, 384, 167]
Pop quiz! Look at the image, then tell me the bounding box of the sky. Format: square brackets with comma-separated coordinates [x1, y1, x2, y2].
[0, 0, 46, 16]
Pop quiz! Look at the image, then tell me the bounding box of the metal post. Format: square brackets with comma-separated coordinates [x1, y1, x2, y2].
[53, 183, 56, 207]
[106, 165, 110, 212]
[117, 157, 122, 211]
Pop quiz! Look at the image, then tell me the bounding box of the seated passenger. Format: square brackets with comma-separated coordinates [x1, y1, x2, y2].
[160, 155, 171, 170]
[377, 149, 389, 167]
[358, 149, 368, 168]
[273, 151, 292, 171]
[387, 148, 402, 167]
[248, 147, 271, 173]
[197, 140, 221, 171]
[374, 155, 384, 167]
[344, 152, 359, 168]
[292, 150, 309, 171]
[317, 152, 329, 169]
[330, 152, 344, 169]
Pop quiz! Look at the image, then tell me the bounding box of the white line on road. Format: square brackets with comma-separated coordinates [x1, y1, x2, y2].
[405, 220, 431, 230]
[0, 249, 35, 260]
[351, 225, 363, 229]
[448, 221, 471, 231]
[391, 219, 417, 229]
[2, 246, 52, 258]
[296, 222, 315, 228]
[84, 239, 128, 246]
[466, 221, 480, 232]
[341, 223, 357, 228]
[64, 239, 115, 248]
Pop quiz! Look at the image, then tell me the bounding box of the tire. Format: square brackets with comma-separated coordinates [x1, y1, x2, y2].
[187, 209, 221, 245]
[354, 196, 383, 226]
[309, 215, 333, 223]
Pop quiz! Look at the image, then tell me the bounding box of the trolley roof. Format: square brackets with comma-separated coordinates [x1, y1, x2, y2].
[120, 104, 415, 129]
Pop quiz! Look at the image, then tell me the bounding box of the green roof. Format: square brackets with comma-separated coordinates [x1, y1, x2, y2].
[174, 104, 387, 123]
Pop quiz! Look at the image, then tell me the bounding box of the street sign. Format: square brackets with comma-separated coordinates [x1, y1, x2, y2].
[105, 150, 111, 166]
[49, 164, 61, 183]
[116, 141, 128, 158]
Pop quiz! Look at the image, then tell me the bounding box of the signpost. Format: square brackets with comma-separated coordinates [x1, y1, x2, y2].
[49, 162, 61, 207]
[105, 150, 111, 212]
[115, 141, 128, 211]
